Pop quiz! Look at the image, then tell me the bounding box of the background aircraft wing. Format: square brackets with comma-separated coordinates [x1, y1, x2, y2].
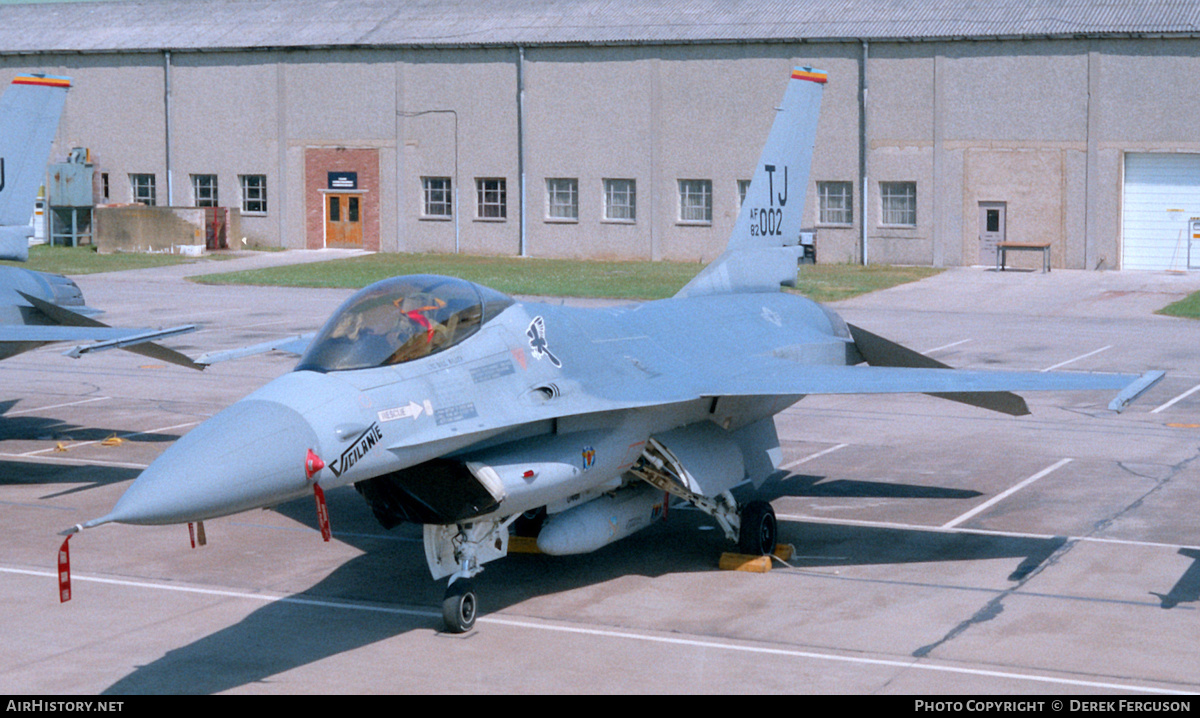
[16, 291, 201, 370]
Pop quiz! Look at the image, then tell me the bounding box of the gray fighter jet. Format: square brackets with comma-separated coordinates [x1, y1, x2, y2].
[66, 67, 1160, 632]
[0, 73, 198, 368]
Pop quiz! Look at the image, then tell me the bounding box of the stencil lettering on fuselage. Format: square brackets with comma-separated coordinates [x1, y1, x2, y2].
[329, 422, 383, 477]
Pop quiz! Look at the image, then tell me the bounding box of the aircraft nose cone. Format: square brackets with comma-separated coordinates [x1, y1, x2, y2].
[106, 399, 320, 525]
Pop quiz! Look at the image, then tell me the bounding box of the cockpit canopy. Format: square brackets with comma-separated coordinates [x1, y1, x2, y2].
[295, 274, 514, 373]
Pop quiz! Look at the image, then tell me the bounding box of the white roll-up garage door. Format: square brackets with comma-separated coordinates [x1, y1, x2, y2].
[1122, 153, 1200, 271]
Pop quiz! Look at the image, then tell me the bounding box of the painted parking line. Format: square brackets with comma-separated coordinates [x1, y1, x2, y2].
[781, 443, 848, 471]
[1, 565, 1187, 695]
[922, 338, 971, 354]
[1151, 383, 1200, 414]
[942, 458, 1073, 529]
[15, 421, 199, 457]
[4, 396, 111, 416]
[1041, 346, 1111, 372]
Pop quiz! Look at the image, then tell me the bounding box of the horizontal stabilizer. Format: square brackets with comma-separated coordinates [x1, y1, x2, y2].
[848, 323, 1030, 416]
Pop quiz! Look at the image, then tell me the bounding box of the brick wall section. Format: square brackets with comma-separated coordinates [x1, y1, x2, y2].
[304, 147, 380, 250]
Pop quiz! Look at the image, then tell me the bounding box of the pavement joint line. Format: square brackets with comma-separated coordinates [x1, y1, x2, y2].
[776, 513, 1200, 553]
[1, 565, 1190, 695]
[0, 453, 148, 469]
[1151, 383, 1200, 414]
[941, 458, 1073, 529]
[780, 443, 849, 471]
[1040, 345, 1111, 372]
[4, 397, 111, 416]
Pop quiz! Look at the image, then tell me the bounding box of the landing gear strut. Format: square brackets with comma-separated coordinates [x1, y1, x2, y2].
[630, 440, 778, 556]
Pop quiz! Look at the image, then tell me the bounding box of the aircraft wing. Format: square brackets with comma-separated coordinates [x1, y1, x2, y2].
[701, 358, 1164, 414]
[0, 325, 178, 343]
[195, 333, 315, 366]
[16, 291, 202, 370]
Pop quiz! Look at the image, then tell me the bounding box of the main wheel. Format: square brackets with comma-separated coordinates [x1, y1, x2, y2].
[737, 500, 777, 556]
[442, 580, 477, 633]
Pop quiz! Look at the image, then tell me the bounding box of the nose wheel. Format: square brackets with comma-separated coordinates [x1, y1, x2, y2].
[442, 579, 477, 633]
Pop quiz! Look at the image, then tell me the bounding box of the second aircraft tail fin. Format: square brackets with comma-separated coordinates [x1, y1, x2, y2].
[0, 73, 72, 262]
[675, 67, 825, 298]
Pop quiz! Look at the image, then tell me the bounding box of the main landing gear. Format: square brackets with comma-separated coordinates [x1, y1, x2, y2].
[630, 443, 778, 558]
[737, 499, 777, 557]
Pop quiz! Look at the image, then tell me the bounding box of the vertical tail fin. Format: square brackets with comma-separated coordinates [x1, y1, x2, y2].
[676, 67, 825, 298]
[0, 73, 72, 262]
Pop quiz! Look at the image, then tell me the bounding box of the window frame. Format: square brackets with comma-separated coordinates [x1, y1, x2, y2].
[677, 179, 713, 224]
[737, 179, 752, 207]
[130, 173, 156, 206]
[240, 174, 268, 215]
[545, 177, 579, 222]
[475, 177, 507, 220]
[421, 176, 453, 219]
[880, 181, 917, 227]
[818, 181, 854, 226]
[603, 178, 636, 222]
[191, 174, 219, 208]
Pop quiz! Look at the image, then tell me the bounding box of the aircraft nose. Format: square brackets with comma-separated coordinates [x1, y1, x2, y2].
[104, 399, 321, 525]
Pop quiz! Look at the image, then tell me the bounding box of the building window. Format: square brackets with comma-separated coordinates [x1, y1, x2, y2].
[240, 175, 267, 214]
[737, 180, 752, 206]
[476, 178, 507, 219]
[678, 179, 712, 223]
[422, 177, 453, 218]
[818, 181, 853, 225]
[880, 182, 917, 227]
[545, 178, 578, 220]
[603, 179, 636, 221]
[191, 174, 219, 207]
[130, 174, 156, 206]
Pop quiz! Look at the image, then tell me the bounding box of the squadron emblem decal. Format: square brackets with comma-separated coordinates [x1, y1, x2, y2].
[526, 316, 562, 368]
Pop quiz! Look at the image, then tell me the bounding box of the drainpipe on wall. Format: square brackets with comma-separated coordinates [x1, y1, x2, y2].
[517, 45, 527, 257]
[164, 50, 174, 206]
[860, 40, 869, 266]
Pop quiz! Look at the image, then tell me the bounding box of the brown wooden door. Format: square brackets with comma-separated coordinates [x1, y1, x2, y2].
[325, 193, 363, 248]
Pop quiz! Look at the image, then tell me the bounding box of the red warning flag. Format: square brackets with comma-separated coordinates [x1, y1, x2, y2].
[58, 535, 72, 603]
[313, 483, 332, 542]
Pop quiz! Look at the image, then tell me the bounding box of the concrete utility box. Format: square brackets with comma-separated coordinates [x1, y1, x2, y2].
[94, 206, 206, 255]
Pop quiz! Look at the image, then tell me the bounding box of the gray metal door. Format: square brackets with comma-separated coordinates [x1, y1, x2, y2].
[979, 201, 1006, 265]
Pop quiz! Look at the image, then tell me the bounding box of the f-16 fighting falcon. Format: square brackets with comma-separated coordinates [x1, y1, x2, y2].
[63, 67, 1160, 632]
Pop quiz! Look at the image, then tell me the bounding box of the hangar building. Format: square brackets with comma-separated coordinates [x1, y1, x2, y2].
[2, 0, 1199, 270]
